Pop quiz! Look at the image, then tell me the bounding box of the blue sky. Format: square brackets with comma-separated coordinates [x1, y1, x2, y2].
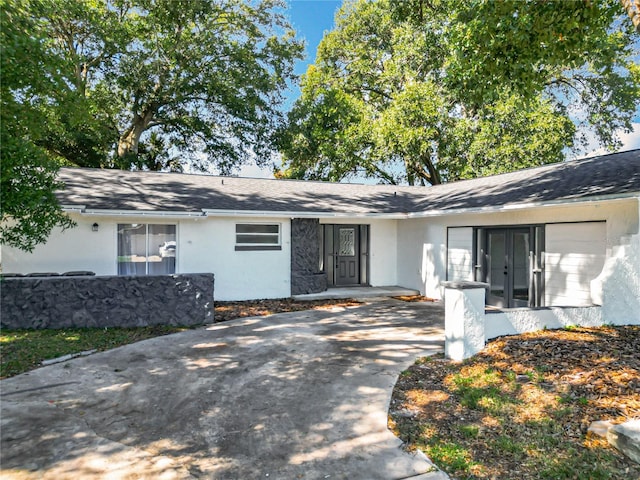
[288, 1, 341, 74]
[284, 0, 342, 107]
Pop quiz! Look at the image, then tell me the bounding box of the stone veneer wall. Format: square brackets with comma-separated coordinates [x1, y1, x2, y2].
[291, 218, 327, 295]
[0, 273, 214, 329]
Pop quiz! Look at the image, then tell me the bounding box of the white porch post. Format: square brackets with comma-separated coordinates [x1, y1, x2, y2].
[442, 281, 489, 361]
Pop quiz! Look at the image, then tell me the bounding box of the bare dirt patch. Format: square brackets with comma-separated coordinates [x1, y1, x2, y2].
[389, 325, 640, 479]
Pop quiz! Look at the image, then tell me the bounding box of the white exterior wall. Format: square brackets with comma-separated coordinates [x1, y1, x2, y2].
[320, 218, 398, 286]
[545, 222, 606, 306]
[179, 217, 291, 301]
[447, 227, 474, 282]
[4, 197, 638, 312]
[397, 199, 640, 309]
[484, 307, 604, 341]
[369, 219, 398, 286]
[396, 221, 447, 298]
[594, 198, 640, 324]
[3, 214, 399, 301]
[2, 214, 292, 301]
[2, 215, 120, 275]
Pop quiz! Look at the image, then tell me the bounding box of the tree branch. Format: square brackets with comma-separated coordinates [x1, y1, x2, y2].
[372, 165, 398, 185]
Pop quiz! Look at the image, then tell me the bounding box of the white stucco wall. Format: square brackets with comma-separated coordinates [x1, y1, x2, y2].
[179, 216, 291, 301]
[5, 197, 638, 311]
[3, 214, 399, 301]
[397, 198, 640, 308]
[2, 215, 119, 275]
[319, 218, 398, 287]
[446, 227, 474, 282]
[369, 219, 398, 286]
[396, 221, 447, 299]
[2, 214, 292, 301]
[594, 199, 640, 324]
[484, 307, 604, 341]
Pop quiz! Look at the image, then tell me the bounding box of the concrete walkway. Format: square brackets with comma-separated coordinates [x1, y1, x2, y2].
[1, 298, 447, 480]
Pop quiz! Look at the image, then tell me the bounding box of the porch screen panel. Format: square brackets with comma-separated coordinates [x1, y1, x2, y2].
[447, 227, 474, 281]
[544, 222, 606, 306]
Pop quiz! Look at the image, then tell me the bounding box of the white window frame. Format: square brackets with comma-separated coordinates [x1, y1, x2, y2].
[235, 223, 281, 251]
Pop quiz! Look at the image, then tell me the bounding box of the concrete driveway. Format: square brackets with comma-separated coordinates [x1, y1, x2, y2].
[1, 298, 447, 480]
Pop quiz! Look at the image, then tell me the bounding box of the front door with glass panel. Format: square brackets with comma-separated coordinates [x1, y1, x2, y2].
[335, 226, 360, 285]
[322, 224, 369, 287]
[485, 228, 531, 308]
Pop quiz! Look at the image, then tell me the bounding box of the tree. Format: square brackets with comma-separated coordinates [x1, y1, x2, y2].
[30, 0, 303, 173]
[621, 0, 640, 30]
[1, 1, 75, 252]
[277, 0, 638, 185]
[441, 0, 639, 148]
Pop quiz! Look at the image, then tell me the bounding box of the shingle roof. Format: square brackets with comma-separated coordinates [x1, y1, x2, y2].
[414, 149, 640, 213]
[57, 168, 420, 215]
[56, 149, 640, 216]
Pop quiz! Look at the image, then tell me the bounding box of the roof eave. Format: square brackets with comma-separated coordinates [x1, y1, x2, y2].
[200, 209, 408, 219]
[61, 207, 408, 219]
[62, 207, 206, 218]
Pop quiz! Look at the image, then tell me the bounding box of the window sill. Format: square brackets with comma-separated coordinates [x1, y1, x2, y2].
[235, 245, 282, 251]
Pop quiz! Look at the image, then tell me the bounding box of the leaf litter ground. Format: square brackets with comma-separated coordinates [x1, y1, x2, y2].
[213, 298, 362, 322]
[389, 325, 640, 479]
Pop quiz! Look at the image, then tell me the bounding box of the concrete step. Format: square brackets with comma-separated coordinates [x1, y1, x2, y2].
[293, 285, 421, 301]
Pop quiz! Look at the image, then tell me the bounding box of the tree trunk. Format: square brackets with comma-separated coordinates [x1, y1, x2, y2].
[424, 156, 442, 185]
[621, 0, 640, 30]
[117, 109, 156, 158]
[406, 154, 442, 186]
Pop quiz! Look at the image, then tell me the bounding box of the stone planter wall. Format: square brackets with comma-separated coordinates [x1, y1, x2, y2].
[0, 273, 214, 329]
[291, 218, 327, 295]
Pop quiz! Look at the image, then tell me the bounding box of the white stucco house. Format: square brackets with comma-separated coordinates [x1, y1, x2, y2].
[2, 150, 639, 325]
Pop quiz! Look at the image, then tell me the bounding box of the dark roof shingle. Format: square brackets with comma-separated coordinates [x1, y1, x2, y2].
[414, 149, 640, 212]
[56, 149, 640, 215]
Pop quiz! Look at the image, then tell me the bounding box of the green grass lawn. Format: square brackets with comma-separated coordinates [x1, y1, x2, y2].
[0, 326, 187, 378]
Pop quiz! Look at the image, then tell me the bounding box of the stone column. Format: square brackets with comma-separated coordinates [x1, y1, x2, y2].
[441, 281, 489, 361]
[290, 218, 327, 295]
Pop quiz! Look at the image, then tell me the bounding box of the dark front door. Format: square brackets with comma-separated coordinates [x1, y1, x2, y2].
[335, 226, 360, 285]
[485, 228, 531, 308]
[322, 224, 369, 287]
